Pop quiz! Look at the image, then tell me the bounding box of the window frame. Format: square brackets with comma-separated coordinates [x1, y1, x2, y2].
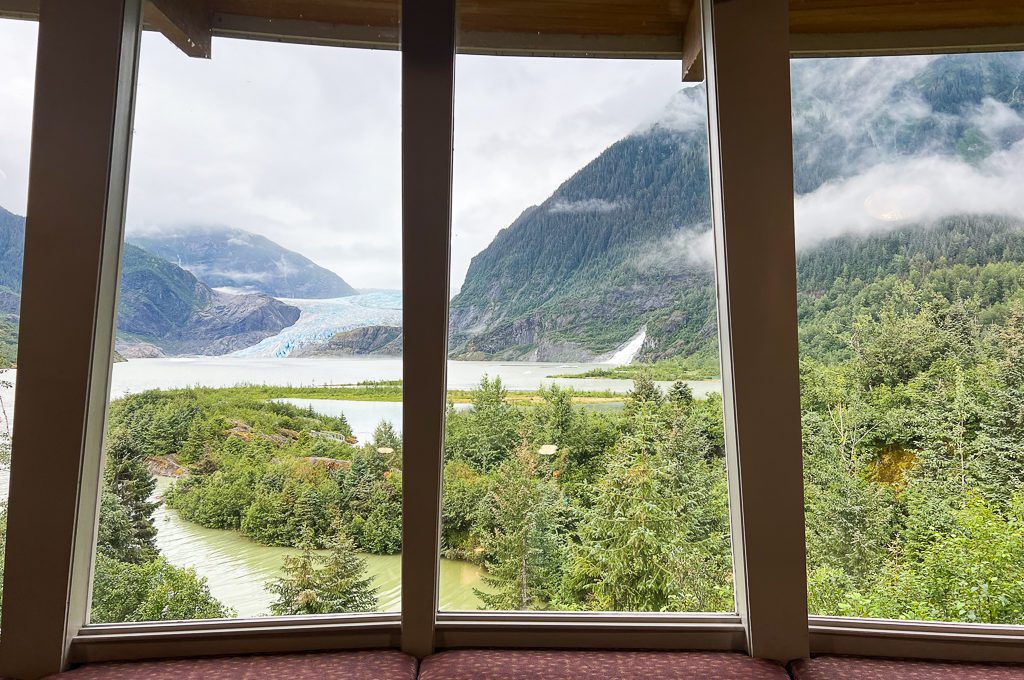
[3, 0, 1024, 675]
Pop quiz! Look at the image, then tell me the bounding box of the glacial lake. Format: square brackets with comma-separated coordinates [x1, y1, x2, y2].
[0, 357, 722, 617]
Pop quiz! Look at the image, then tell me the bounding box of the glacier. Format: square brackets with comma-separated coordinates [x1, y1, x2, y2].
[232, 291, 402, 358]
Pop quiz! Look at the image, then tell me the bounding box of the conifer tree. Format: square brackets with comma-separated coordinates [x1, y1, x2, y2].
[625, 371, 663, 416]
[103, 427, 157, 559]
[473, 447, 564, 609]
[669, 380, 693, 405]
[371, 420, 402, 458]
[268, 527, 379, 615]
[564, 409, 684, 611]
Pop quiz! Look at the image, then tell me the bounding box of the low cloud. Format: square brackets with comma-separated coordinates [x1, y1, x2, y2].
[183, 264, 272, 284]
[635, 85, 707, 135]
[633, 225, 715, 272]
[548, 198, 625, 214]
[795, 137, 1024, 249]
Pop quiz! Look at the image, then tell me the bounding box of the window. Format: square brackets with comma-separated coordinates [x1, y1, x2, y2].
[90, 31, 403, 623]
[13, 0, 1024, 671]
[439, 54, 733, 613]
[0, 16, 38, 619]
[795, 51, 1024, 624]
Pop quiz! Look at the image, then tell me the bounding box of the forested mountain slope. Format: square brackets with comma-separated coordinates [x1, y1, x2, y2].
[129, 225, 356, 299]
[449, 52, 1024, 364]
[0, 209, 301, 361]
[117, 244, 300, 355]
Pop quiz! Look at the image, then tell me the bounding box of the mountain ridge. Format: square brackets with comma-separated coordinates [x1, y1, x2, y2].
[129, 225, 356, 299]
[448, 52, 1024, 364]
[0, 212, 302, 359]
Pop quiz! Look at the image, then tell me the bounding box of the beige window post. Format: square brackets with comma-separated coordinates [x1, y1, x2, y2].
[400, 0, 457, 658]
[701, 0, 810, 662]
[0, 0, 143, 677]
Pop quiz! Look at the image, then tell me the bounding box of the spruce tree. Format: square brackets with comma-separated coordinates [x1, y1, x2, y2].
[103, 427, 158, 560]
[565, 409, 684, 611]
[626, 370, 663, 416]
[669, 380, 693, 405]
[473, 447, 564, 610]
[371, 420, 402, 458]
[268, 527, 379, 615]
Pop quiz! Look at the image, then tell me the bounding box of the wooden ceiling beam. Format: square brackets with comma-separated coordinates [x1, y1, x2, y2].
[0, 0, 36, 21]
[144, 0, 212, 58]
[790, 25, 1024, 58]
[1, 0, 1023, 62]
[681, 0, 703, 81]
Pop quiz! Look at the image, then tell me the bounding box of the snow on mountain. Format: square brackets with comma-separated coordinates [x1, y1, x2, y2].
[232, 291, 402, 358]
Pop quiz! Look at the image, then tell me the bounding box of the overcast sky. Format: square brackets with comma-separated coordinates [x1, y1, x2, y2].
[0, 19, 682, 292]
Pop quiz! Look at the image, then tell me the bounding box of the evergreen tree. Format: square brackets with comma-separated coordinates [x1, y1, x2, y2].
[564, 409, 684, 611]
[92, 554, 232, 623]
[668, 381, 693, 405]
[268, 527, 379, 615]
[445, 375, 521, 473]
[103, 427, 158, 558]
[371, 420, 402, 459]
[473, 447, 564, 610]
[625, 371, 663, 416]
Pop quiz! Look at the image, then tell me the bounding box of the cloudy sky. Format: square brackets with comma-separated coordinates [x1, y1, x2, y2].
[0, 18, 682, 292]
[6, 18, 1023, 294]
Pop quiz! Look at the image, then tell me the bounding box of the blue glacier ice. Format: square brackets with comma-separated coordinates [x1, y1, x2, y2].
[232, 290, 402, 358]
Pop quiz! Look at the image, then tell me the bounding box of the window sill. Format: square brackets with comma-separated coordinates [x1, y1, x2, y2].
[71, 614, 401, 664]
[809, 616, 1024, 663]
[435, 612, 746, 651]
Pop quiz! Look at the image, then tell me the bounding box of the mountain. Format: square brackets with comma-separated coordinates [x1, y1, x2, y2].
[0, 207, 25, 317]
[448, 52, 1024, 364]
[129, 225, 356, 299]
[293, 325, 403, 357]
[448, 86, 715, 363]
[0, 210, 301, 359]
[117, 244, 300, 355]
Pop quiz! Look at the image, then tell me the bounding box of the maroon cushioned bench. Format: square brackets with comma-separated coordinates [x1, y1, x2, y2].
[790, 655, 1024, 679]
[41, 650, 417, 680]
[419, 650, 789, 679]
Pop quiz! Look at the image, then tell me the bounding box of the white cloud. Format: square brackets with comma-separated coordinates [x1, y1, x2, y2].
[0, 19, 37, 217]
[636, 85, 706, 134]
[549, 198, 624, 214]
[633, 225, 715, 272]
[795, 139, 1024, 249]
[0, 22, 684, 293]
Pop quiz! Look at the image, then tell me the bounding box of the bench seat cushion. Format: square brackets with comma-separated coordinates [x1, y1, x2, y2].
[790, 655, 1024, 679]
[419, 650, 788, 679]
[44, 649, 417, 680]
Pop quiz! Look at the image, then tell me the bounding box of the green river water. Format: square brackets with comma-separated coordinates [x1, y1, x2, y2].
[152, 478, 488, 617]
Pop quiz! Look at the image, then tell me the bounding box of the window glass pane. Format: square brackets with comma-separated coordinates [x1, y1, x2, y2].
[440, 54, 733, 612]
[90, 32, 402, 623]
[0, 16, 38, 620]
[796, 51, 1024, 624]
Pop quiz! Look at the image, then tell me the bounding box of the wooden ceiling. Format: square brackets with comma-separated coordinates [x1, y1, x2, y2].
[208, 0, 1024, 39]
[213, 0, 689, 36]
[790, 0, 1024, 35]
[2, 0, 1023, 63]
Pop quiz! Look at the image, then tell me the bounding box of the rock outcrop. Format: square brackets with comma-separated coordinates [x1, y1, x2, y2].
[295, 325, 403, 357]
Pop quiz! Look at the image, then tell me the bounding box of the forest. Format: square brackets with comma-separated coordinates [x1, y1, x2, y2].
[65, 215, 1024, 624]
[3, 216, 1024, 623]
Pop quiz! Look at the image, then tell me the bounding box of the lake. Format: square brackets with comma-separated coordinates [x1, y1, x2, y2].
[0, 357, 721, 617]
[152, 479, 488, 617]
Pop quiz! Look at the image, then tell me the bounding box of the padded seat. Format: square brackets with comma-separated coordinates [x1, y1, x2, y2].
[419, 650, 788, 679]
[790, 655, 1024, 679]
[43, 649, 417, 679]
